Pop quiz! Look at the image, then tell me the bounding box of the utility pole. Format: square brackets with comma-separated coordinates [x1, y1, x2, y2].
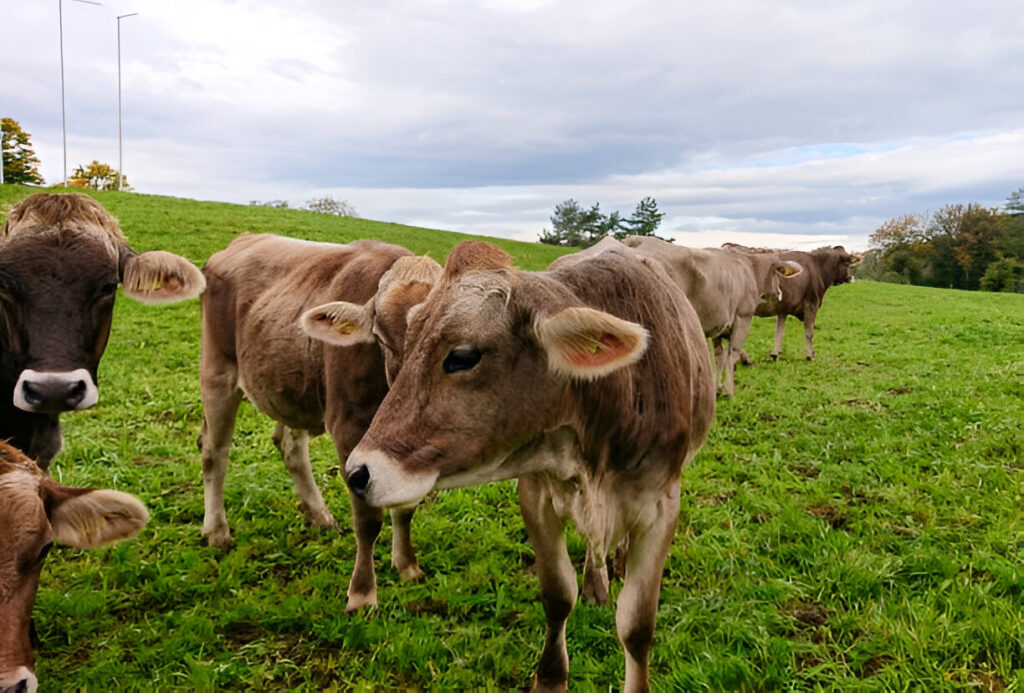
[59, 0, 103, 187]
[117, 12, 138, 191]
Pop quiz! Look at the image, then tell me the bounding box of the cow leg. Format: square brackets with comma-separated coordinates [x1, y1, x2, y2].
[199, 372, 243, 549]
[389, 506, 424, 582]
[722, 318, 752, 397]
[770, 314, 786, 360]
[802, 305, 818, 360]
[347, 492, 384, 611]
[582, 544, 610, 605]
[272, 424, 337, 529]
[711, 337, 726, 393]
[616, 486, 680, 693]
[738, 347, 754, 367]
[519, 475, 577, 692]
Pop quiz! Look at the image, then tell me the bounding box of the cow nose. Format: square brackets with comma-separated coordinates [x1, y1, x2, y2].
[21, 377, 87, 411]
[5, 679, 29, 693]
[347, 465, 370, 498]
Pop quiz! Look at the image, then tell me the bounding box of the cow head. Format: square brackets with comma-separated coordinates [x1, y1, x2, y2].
[819, 246, 855, 286]
[0, 441, 148, 693]
[342, 241, 649, 508]
[300, 254, 443, 384]
[0, 194, 205, 415]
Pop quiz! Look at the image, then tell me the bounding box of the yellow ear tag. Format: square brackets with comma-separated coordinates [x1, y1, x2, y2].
[150, 276, 164, 290]
[783, 266, 798, 276]
[334, 320, 355, 335]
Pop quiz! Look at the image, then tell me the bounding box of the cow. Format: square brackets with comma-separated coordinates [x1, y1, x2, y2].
[341, 239, 716, 692]
[0, 193, 205, 469]
[620, 236, 800, 396]
[198, 233, 441, 611]
[749, 246, 854, 361]
[0, 440, 149, 693]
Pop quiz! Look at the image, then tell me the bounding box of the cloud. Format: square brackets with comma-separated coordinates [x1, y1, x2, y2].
[3, 0, 1022, 251]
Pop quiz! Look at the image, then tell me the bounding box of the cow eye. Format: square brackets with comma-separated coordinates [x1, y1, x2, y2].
[443, 346, 481, 373]
[96, 282, 118, 300]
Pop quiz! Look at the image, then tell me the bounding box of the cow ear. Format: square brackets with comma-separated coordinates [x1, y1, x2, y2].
[776, 260, 802, 277]
[534, 306, 649, 380]
[46, 484, 149, 549]
[300, 301, 376, 346]
[122, 250, 206, 304]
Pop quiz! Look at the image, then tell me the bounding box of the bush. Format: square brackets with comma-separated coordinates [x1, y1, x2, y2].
[979, 257, 1024, 293]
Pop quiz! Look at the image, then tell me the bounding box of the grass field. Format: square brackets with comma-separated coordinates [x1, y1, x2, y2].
[3, 186, 1022, 690]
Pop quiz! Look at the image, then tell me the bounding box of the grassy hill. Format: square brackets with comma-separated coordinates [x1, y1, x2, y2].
[2, 186, 1022, 690]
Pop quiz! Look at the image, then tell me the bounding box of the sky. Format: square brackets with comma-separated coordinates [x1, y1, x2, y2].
[3, 0, 1023, 250]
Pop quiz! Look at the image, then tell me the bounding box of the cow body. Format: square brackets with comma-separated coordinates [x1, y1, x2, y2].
[0, 193, 205, 468]
[199, 234, 440, 610]
[0, 440, 148, 693]
[752, 247, 854, 360]
[620, 236, 799, 395]
[344, 239, 716, 691]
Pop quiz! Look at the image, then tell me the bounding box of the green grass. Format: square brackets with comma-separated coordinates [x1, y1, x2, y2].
[3, 185, 1022, 690]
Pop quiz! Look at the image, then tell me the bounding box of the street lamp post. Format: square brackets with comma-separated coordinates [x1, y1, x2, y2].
[59, 0, 102, 187]
[117, 12, 138, 191]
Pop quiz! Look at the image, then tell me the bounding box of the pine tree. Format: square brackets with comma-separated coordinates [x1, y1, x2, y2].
[1, 118, 45, 185]
[619, 196, 665, 238]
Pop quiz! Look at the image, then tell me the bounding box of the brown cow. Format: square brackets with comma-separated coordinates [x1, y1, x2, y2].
[752, 246, 854, 361]
[198, 234, 440, 611]
[343, 239, 716, 691]
[0, 193, 205, 469]
[0, 440, 148, 693]
[621, 236, 800, 396]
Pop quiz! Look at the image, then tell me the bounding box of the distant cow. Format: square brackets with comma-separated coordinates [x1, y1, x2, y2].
[0, 440, 148, 693]
[751, 246, 854, 361]
[199, 234, 441, 611]
[0, 193, 205, 468]
[343, 239, 716, 691]
[621, 236, 800, 396]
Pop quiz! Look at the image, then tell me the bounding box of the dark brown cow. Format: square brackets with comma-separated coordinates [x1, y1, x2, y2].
[621, 236, 800, 396]
[0, 193, 205, 468]
[752, 246, 854, 360]
[0, 440, 148, 693]
[343, 239, 716, 691]
[199, 234, 441, 611]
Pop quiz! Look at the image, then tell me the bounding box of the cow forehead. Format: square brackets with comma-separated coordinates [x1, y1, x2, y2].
[437, 272, 513, 330]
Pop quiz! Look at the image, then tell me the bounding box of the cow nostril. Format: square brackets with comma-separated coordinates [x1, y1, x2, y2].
[10, 679, 30, 693]
[347, 465, 370, 498]
[66, 379, 87, 406]
[21, 381, 43, 406]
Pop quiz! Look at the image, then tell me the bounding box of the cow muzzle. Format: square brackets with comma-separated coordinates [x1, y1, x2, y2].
[13, 369, 98, 413]
[0, 667, 38, 693]
[344, 447, 438, 508]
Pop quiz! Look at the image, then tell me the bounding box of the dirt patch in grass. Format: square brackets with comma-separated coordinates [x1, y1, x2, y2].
[858, 654, 892, 678]
[787, 601, 831, 629]
[808, 503, 847, 529]
[886, 386, 913, 395]
[406, 598, 449, 617]
[697, 489, 736, 506]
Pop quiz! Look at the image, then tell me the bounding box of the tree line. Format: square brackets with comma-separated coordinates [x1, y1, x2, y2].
[539, 196, 667, 247]
[859, 189, 1024, 292]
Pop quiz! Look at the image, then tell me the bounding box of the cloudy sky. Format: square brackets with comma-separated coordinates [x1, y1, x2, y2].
[4, 0, 1023, 249]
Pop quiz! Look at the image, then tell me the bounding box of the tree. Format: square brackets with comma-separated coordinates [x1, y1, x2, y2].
[68, 160, 130, 191]
[1, 118, 44, 185]
[617, 196, 665, 239]
[305, 195, 359, 217]
[540, 199, 594, 247]
[540, 197, 664, 247]
[1005, 187, 1024, 216]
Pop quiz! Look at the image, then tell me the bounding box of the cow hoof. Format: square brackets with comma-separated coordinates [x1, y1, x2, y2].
[397, 563, 425, 582]
[345, 591, 378, 613]
[304, 508, 339, 530]
[532, 678, 568, 693]
[806, 355, 814, 361]
[203, 531, 234, 550]
[770, 353, 778, 362]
